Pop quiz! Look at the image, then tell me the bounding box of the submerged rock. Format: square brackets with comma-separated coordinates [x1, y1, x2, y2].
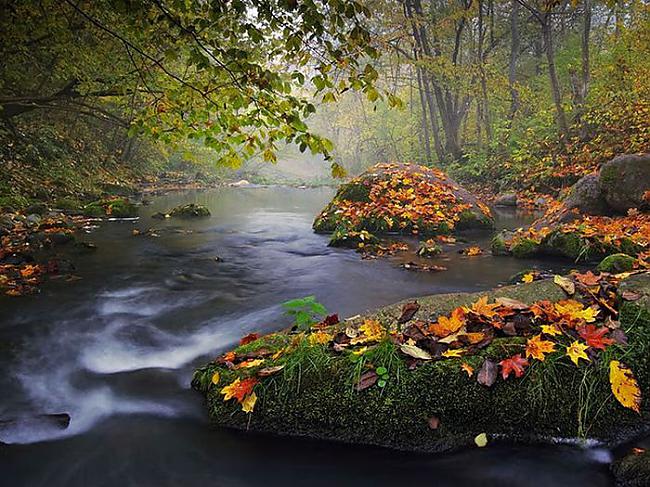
[169, 204, 211, 218]
[193, 273, 650, 453]
[313, 162, 493, 236]
[83, 197, 138, 218]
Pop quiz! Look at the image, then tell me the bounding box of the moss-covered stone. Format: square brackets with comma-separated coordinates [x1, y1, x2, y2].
[169, 203, 210, 218]
[328, 228, 378, 248]
[490, 231, 511, 256]
[539, 230, 592, 260]
[611, 450, 650, 487]
[193, 275, 650, 453]
[597, 253, 636, 273]
[510, 238, 539, 258]
[83, 198, 138, 218]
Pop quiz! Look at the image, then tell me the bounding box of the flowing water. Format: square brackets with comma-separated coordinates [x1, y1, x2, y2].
[0, 186, 614, 486]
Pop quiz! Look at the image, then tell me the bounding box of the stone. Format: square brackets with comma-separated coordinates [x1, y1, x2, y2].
[25, 202, 49, 215]
[599, 153, 650, 213]
[494, 193, 518, 207]
[169, 204, 211, 218]
[597, 253, 636, 273]
[563, 173, 610, 215]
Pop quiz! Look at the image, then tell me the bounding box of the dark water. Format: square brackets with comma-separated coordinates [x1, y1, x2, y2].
[0, 187, 613, 486]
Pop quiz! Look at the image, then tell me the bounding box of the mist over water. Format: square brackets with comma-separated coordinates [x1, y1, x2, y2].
[0, 187, 612, 486]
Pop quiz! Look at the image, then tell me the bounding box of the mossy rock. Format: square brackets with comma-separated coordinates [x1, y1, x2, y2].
[490, 230, 511, 256]
[328, 228, 378, 248]
[193, 275, 650, 453]
[597, 254, 636, 274]
[313, 162, 493, 236]
[511, 238, 539, 258]
[169, 204, 211, 218]
[83, 198, 138, 218]
[611, 450, 650, 487]
[417, 240, 442, 257]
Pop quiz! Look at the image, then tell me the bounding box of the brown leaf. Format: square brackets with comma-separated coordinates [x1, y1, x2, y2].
[621, 291, 642, 301]
[611, 329, 628, 346]
[428, 416, 440, 430]
[554, 275, 575, 295]
[402, 322, 428, 342]
[398, 301, 420, 324]
[495, 297, 529, 310]
[355, 370, 378, 391]
[574, 271, 601, 287]
[257, 365, 285, 377]
[477, 359, 497, 387]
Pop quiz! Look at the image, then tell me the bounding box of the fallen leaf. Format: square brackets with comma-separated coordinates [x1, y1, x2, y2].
[522, 272, 534, 283]
[621, 291, 641, 301]
[495, 297, 529, 310]
[554, 275, 575, 295]
[565, 341, 590, 365]
[324, 314, 340, 325]
[477, 359, 497, 387]
[400, 343, 433, 360]
[211, 371, 220, 385]
[309, 331, 333, 345]
[429, 307, 465, 338]
[241, 391, 257, 413]
[442, 349, 465, 358]
[235, 358, 264, 369]
[466, 296, 499, 319]
[356, 370, 379, 391]
[461, 362, 474, 377]
[257, 365, 285, 377]
[525, 335, 556, 361]
[464, 246, 483, 256]
[541, 324, 562, 336]
[574, 271, 601, 286]
[221, 377, 258, 403]
[499, 354, 529, 379]
[398, 301, 420, 324]
[350, 319, 385, 344]
[474, 432, 488, 447]
[578, 325, 615, 350]
[610, 360, 641, 413]
[240, 333, 260, 346]
[428, 416, 440, 430]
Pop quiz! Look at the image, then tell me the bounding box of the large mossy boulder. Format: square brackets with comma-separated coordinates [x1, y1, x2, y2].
[611, 450, 650, 487]
[313, 162, 493, 236]
[193, 273, 650, 453]
[169, 203, 211, 218]
[600, 154, 650, 214]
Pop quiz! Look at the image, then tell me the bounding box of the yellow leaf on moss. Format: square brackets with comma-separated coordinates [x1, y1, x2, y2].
[211, 371, 220, 385]
[241, 392, 257, 413]
[541, 324, 562, 336]
[522, 272, 534, 283]
[350, 319, 384, 344]
[309, 331, 333, 345]
[565, 341, 590, 365]
[610, 360, 641, 413]
[442, 349, 465, 358]
[554, 275, 575, 295]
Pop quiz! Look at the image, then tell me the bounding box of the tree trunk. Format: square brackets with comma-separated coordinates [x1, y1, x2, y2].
[580, 0, 591, 104]
[508, 0, 520, 120]
[415, 66, 433, 161]
[541, 15, 569, 138]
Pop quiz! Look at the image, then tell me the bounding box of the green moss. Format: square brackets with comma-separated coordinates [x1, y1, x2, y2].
[328, 227, 378, 248]
[336, 182, 371, 202]
[511, 238, 539, 258]
[540, 230, 601, 261]
[83, 198, 138, 218]
[456, 209, 493, 230]
[417, 240, 442, 257]
[490, 232, 510, 256]
[54, 197, 82, 211]
[597, 253, 636, 273]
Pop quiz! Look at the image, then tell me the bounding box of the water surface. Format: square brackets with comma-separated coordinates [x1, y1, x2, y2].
[0, 187, 612, 486]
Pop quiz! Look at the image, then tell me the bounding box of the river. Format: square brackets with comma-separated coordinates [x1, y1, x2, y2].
[0, 186, 613, 486]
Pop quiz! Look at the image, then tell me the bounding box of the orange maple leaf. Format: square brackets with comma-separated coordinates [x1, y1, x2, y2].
[221, 377, 258, 403]
[578, 324, 615, 350]
[429, 307, 465, 338]
[466, 296, 499, 319]
[525, 334, 556, 361]
[499, 354, 529, 379]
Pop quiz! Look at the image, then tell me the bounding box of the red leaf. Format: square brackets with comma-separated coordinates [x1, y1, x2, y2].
[499, 354, 529, 379]
[239, 333, 260, 346]
[324, 314, 340, 326]
[578, 325, 615, 350]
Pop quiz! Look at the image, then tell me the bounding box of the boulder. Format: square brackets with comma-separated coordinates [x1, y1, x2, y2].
[494, 192, 518, 207]
[193, 273, 650, 454]
[611, 450, 650, 486]
[25, 202, 49, 216]
[313, 162, 493, 236]
[600, 154, 650, 213]
[83, 198, 138, 218]
[169, 204, 211, 218]
[563, 173, 610, 215]
[597, 253, 636, 274]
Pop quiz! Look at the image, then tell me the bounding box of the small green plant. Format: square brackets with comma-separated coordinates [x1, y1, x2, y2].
[282, 295, 328, 331]
[376, 366, 389, 388]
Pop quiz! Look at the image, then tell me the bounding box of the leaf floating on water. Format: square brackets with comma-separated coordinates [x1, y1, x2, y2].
[474, 433, 488, 447]
[610, 360, 641, 413]
[553, 275, 575, 295]
[477, 359, 497, 387]
[400, 343, 433, 360]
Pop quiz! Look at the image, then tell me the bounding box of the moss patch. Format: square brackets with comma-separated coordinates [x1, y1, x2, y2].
[169, 203, 210, 218]
[83, 197, 138, 218]
[597, 253, 636, 273]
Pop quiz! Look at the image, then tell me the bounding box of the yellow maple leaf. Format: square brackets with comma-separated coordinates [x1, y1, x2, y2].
[221, 378, 242, 401]
[466, 296, 499, 319]
[461, 362, 474, 376]
[525, 334, 556, 361]
[235, 358, 264, 369]
[565, 341, 590, 366]
[541, 324, 562, 336]
[241, 392, 257, 413]
[522, 272, 534, 283]
[351, 346, 368, 355]
[211, 371, 220, 385]
[442, 348, 465, 358]
[309, 331, 333, 345]
[350, 319, 384, 344]
[610, 361, 641, 413]
[554, 300, 599, 324]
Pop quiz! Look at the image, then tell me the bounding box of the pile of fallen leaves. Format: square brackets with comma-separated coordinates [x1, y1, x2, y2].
[0, 213, 85, 296]
[316, 162, 492, 236]
[505, 208, 650, 262]
[209, 270, 646, 415]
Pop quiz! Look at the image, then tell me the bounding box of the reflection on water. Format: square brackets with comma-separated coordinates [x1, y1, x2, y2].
[0, 187, 612, 486]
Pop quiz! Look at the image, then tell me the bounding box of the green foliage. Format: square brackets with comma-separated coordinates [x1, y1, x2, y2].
[282, 296, 328, 331]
